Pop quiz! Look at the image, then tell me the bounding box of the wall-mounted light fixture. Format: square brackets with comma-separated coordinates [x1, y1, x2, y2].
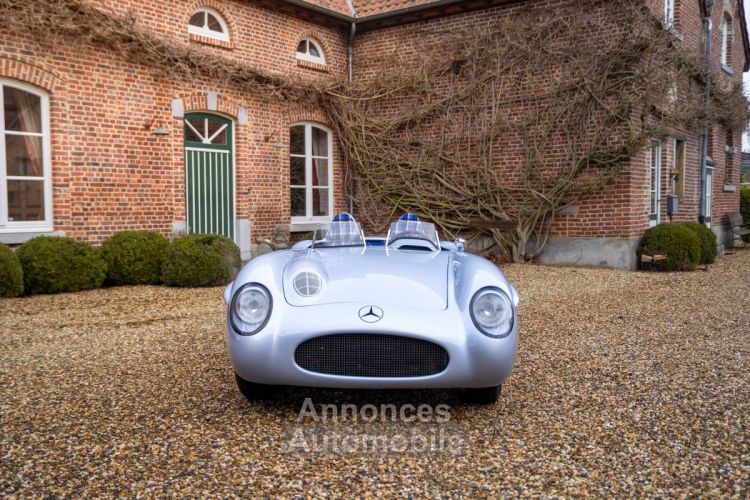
[152, 127, 170, 136]
[264, 130, 286, 149]
[145, 113, 171, 136]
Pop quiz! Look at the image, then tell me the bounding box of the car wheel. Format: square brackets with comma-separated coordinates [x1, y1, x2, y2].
[462, 385, 500, 405]
[234, 373, 276, 401]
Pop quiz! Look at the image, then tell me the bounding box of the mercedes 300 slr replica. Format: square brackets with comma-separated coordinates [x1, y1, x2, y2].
[224, 213, 519, 404]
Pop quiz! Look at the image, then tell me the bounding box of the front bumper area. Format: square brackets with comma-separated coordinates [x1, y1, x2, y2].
[227, 302, 518, 389]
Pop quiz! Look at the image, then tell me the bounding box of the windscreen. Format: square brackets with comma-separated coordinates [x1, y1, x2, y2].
[312, 219, 365, 247]
[387, 219, 440, 248]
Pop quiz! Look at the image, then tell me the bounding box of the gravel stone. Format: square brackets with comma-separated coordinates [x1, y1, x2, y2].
[1, 250, 749, 497]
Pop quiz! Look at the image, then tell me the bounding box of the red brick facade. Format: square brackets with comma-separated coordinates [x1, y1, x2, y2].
[0, 0, 348, 247]
[0, 0, 747, 265]
[352, 0, 747, 246]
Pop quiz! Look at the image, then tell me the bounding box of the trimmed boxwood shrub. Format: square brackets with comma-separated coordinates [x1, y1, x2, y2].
[680, 222, 717, 265]
[17, 236, 107, 294]
[0, 244, 23, 298]
[161, 234, 241, 287]
[100, 231, 169, 286]
[741, 186, 750, 242]
[638, 223, 701, 272]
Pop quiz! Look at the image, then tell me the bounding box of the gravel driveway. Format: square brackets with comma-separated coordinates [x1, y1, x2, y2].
[1, 251, 749, 497]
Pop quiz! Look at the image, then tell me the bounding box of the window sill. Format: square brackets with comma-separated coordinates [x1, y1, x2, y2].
[721, 64, 734, 75]
[189, 33, 233, 50]
[0, 229, 63, 245]
[287, 220, 330, 232]
[296, 59, 329, 73]
[667, 27, 683, 41]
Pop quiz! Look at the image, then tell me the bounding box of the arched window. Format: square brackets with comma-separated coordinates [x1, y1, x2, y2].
[0, 80, 52, 231]
[188, 7, 230, 42]
[721, 13, 732, 68]
[289, 123, 333, 221]
[296, 38, 325, 65]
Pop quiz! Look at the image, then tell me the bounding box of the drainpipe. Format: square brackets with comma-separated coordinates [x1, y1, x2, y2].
[699, 13, 713, 223]
[348, 21, 356, 82]
[346, 0, 357, 214]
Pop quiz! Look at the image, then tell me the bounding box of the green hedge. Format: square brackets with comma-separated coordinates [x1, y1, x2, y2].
[681, 222, 717, 265]
[741, 186, 750, 243]
[100, 231, 169, 286]
[17, 236, 107, 295]
[0, 244, 23, 298]
[638, 223, 701, 272]
[161, 234, 241, 287]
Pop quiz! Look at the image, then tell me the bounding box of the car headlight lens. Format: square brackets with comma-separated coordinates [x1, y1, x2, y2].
[470, 287, 514, 338]
[230, 283, 272, 335]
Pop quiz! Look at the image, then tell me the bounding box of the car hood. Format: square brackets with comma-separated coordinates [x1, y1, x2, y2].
[282, 247, 450, 310]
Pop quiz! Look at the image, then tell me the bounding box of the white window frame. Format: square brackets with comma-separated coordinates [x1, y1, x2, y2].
[296, 38, 326, 65]
[649, 141, 662, 227]
[721, 14, 731, 68]
[0, 79, 53, 233]
[188, 7, 230, 42]
[664, 0, 675, 29]
[671, 137, 685, 197]
[704, 165, 713, 227]
[290, 123, 333, 224]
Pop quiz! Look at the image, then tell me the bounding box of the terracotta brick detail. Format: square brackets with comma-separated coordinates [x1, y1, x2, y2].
[188, 33, 234, 50]
[296, 59, 329, 72]
[0, 57, 60, 92]
[287, 107, 331, 127]
[178, 92, 245, 123]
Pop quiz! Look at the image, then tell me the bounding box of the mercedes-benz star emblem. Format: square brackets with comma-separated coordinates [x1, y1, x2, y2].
[358, 306, 384, 323]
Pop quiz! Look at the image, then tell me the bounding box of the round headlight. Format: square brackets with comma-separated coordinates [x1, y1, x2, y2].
[470, 287, 514, 338]
[230, 283, 272, 335]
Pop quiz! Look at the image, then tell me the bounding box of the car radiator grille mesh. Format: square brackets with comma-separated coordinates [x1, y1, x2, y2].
[294, 334, 449, 378]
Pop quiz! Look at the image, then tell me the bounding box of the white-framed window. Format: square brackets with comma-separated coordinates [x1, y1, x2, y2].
[704, 165, 713, 227]
[671, 137, 685, 197]
[0, 80, 52, 232]
[188, 7, 230, 42]
[649, 141, 662, 227]
[664, 0, 675, 29]
[290, 123, 333, 222]
[296, 38, 325, 65]
[721, 14, 732, 68]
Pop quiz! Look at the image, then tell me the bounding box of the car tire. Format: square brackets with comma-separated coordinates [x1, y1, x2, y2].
[234, 373, 276, 401]
[462, 385, 500, 405]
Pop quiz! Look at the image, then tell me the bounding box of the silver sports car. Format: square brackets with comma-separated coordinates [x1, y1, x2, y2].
[224, 213, 519, 404]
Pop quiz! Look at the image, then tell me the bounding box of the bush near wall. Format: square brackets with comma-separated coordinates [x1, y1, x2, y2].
[162, 234, 241, 287]
[0, 244, 24, 298]
[17, 236, 107, 295]
[681, 222, 717, 265]
[741, 186, 750, 242]
[638, 224, 701, 272]
[100, 231, 169, 286]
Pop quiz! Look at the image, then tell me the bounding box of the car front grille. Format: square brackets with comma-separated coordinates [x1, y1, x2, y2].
[294, 334, 449, 378]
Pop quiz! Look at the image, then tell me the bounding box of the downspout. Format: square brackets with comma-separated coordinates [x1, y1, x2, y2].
[346, 0, 357, 214]
[699, 14, 712, 223]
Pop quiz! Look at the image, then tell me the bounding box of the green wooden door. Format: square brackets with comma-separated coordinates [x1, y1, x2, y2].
[184, 113, 234, 240]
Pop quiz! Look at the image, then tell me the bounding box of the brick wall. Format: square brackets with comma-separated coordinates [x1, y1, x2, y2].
[352, 0, 745, 240]
[0, 0, 349, 244]
[0, 0, 745, 248]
